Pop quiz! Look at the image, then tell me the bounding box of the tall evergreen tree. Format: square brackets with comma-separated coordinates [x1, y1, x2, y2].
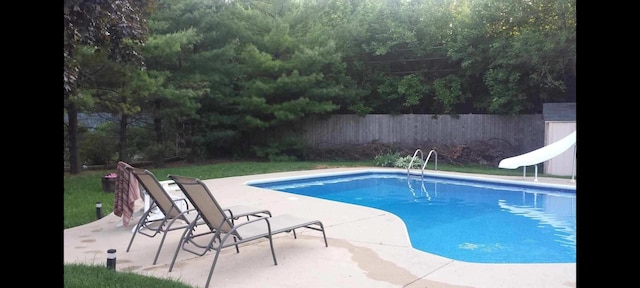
[64, 0, 155, 173]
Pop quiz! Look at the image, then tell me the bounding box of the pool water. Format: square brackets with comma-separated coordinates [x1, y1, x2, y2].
[248, 171, 576, 264]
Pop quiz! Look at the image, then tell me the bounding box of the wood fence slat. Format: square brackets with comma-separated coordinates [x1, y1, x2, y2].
[301, 114, 545, 155]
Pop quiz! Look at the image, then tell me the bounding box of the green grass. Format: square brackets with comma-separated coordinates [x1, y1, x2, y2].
[64, 160, 567, 287]
[64, 263, 193, 288]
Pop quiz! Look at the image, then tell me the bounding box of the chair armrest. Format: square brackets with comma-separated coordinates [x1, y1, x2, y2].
[172, 197, 190, 211]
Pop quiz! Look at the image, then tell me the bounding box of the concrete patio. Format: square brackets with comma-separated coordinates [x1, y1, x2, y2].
[63, 167, 576, 288]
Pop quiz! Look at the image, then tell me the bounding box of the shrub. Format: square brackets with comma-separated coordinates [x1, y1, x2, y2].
[79, 122, 118, 165]
[394, 155, 422, 169]
[253, 136, 303, 162]
[373, 151, 400, 167]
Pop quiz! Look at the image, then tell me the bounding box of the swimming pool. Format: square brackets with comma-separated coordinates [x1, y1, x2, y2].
[247, 170, 576, 264]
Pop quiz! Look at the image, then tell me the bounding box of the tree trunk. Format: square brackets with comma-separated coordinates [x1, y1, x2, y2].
[153, 117, 166, 167]
[118, 114, 129, 163]
[154, 117, 163, 144]
[67, 102, 81, 174]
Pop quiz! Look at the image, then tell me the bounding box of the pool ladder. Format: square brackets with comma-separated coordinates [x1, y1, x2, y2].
[407, 149, 438, 180]
[407, 149, 438, 201]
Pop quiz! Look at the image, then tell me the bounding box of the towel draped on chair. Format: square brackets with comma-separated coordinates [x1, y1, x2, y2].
[114, 161, 140, 226]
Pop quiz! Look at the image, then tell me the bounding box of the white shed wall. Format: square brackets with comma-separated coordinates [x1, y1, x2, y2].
[544, 122, 576, 176]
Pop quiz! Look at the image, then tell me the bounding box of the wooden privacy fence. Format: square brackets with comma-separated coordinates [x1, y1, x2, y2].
[300, 114, 545, 155]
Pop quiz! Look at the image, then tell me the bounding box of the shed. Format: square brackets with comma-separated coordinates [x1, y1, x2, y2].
[542, 103, 576, 176]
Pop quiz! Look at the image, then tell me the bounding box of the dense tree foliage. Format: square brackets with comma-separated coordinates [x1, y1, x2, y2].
[64, 0, 156, 173]
[446, 0, 576, 114]
[65, 0, 576, 166]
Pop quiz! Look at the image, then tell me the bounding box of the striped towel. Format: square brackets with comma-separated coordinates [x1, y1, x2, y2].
[113, 161, 140, 226]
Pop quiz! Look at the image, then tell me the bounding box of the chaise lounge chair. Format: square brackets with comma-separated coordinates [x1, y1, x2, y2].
[126, 168, 272, 265]
[167, 174, 328, 288]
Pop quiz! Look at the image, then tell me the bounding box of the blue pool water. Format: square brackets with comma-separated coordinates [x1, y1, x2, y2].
[248, 171, 576, 264]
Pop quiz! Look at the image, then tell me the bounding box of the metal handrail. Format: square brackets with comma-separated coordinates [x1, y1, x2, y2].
[407, 148, 437, 202]
[423, 150, 438, 171]
[407, 149, 424, 179]
[407, 148, 438, 180]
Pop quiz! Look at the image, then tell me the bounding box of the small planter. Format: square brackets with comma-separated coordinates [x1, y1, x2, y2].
[102, 173, 117, 192]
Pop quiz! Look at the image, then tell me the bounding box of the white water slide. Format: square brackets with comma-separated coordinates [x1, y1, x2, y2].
[498, 131, 576, 182]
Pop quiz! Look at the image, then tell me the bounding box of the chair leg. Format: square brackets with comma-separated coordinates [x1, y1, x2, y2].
[169, 226, 193, 272]
[267, 233, 277, 266]
[233, 236, 239, 253]
[205, 249, 223, 288]
[126, 210, 155, 252]
[320, 223, 328, 247]
[153, 230, 169, 265]
[126, 222, 143, 252]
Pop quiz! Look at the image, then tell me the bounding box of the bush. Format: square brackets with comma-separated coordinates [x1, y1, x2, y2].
[374, 152, 423, 169]
[253, 136, 303, 162]
[373, 151, 400, 167]
[394, 155, 422, 169]
[79, 122, 118, 165]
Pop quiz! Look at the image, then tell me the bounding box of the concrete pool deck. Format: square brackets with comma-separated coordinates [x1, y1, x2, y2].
[63, 167, 576, 288]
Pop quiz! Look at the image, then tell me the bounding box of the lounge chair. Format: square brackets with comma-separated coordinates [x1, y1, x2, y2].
[167, 174, 328, 288]
[126, 168, 272, 265]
